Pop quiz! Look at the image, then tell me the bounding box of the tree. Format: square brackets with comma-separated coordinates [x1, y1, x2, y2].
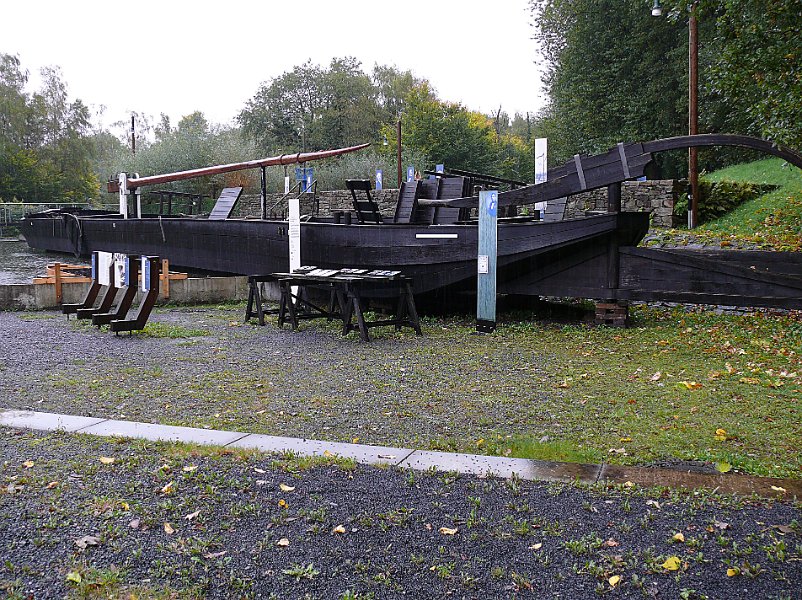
[0, 55, 97, 202]
[240, 58, 396, 154]
[531, 0, 689, 175]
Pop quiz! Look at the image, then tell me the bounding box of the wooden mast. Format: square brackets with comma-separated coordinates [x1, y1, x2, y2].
[109, 143, 371, 192]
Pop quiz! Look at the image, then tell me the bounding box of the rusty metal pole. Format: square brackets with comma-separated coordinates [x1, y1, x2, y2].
[688, 5, 699, 228]
[396, 118, 402, 188]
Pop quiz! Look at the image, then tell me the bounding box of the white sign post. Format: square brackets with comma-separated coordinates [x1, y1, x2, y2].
[534, 138, 548, 215]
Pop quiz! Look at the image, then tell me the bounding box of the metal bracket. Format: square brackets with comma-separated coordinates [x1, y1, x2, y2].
[617, 143, 631, 179]
[573, 154, 587, 190]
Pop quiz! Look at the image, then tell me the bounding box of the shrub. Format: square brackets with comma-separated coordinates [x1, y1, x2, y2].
[674, 180, 775, 224]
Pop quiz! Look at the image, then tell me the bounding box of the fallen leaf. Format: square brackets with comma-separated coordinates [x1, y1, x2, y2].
[278, 499, 288, 509]
[277, 537, 290, 547]
[608, 575, 621, 588]
[672, 532, 685, 543]
[253, 468, 266, 474]
[184, 510, 200, 521]
[164, 522, 175, 535]
[45, 481, 59, 489]
[715, 462, 732, 473]
[74, 535, 100, 549]
[680, 381, 703, 390]
[529, 543, 543, 550]
[770, 485, 787, 493]
[604, 538, 619, 547]
[727, 567, 739, 577]
[323, 450, 333, 457]
[439, 526, 458, 536]
[203, 550, 227, 559]
[65, 571, 82, 584]
[182, 465, 198, 472]
[279, 483, 295, 492]
[646, 500, 661, 509]
[332, 525, 346, 534]
[128, 518, 140, 529]
[22, 460, 35, 469]
[619, 437, 632, 443]
[774, 524, 793, 534]
[714, 428, 728, 442]
[662, 556, 681, 571]
[98, 457, 115, 465]
[160, 481, 175, 495]
[714, 520, 729, 530]
[650, 372, 662, 381]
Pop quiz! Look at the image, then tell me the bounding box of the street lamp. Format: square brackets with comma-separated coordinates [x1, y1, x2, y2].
[651, 0, 663, 16]
[652, 0, 699, 229]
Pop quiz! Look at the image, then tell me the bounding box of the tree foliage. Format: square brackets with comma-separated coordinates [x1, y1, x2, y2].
[0, 54, 98, 202]
[531, 0, 688, 174]
[530, 0, 802, 174]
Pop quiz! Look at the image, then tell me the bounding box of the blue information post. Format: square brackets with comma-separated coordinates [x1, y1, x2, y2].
[407, 166, 415, 182]
[476, 190, 498, 333]
[375, 169, 383, 190]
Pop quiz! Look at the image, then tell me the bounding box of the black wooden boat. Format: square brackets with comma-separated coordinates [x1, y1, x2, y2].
[19, 134, 802, 306]
[20, 208, 648, 296]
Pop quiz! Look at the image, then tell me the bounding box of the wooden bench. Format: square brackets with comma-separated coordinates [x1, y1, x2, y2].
[271, 267, 422, 342]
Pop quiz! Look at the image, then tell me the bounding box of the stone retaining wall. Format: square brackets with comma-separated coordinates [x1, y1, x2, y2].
[237, 181, 681, 227]
[236, 190, 400, 219]
[564, 180, 682, 227]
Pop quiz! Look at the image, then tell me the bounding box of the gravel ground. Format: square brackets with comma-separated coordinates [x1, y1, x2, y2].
[0, 307, 562, 450]
[2, 428, 800, 599]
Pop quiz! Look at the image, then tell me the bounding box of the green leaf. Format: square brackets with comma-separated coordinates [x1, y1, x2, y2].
[66, 571, 82, 584]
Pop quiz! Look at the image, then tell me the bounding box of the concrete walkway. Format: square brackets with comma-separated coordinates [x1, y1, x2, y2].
[2, 408, 799, 498]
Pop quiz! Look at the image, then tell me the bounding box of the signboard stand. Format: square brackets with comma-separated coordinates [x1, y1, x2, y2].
[476, 190, 498, 333]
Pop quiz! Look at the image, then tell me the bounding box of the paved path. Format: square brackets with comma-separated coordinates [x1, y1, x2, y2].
[2, 407, 799, 498]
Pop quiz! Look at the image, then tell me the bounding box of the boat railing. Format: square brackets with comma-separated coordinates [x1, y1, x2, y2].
[3, 202, 119, 221]
[266, 179, 318, 219]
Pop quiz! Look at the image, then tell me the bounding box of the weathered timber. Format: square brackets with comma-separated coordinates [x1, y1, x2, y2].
[422, 134, 802, 210]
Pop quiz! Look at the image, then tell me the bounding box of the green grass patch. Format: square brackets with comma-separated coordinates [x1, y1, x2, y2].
[134, 322, 209, 338]
[701, 158, 802, 249]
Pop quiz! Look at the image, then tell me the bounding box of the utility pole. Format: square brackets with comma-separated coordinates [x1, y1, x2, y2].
[688, 5, 699, 228]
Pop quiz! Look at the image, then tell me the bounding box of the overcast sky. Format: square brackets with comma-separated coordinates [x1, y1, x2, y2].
[2, 0, 545, 132]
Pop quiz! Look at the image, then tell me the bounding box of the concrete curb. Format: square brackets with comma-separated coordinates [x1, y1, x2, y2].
[1, 408, 799, 498]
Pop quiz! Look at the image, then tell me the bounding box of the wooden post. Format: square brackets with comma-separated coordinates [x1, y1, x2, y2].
[161, 258, 170, 300]
[607, 182, 622, 213]
[477, 190, 498, 333]
[54, 263, 63, 304]
[688, 6, 699, 228]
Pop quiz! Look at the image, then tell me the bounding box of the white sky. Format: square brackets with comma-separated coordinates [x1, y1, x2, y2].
[2, 0, 545, 133]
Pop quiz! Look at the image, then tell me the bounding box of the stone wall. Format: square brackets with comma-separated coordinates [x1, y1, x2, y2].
[237, 181, 681, 227]
[236, 189, 400, 219]
[564, 180, 682, 228]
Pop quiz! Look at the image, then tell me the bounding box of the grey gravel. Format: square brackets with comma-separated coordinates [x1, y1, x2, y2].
[1, 429, 800, 599]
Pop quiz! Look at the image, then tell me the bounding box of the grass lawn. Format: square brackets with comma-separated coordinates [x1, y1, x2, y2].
[5, 301, 800, 479]
[661, 157, 802, 250]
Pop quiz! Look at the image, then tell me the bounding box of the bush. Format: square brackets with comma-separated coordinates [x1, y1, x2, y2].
[673, 180, 775, 224]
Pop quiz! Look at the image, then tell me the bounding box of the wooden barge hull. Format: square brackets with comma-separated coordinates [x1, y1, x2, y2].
[19, 212, 649, 296]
